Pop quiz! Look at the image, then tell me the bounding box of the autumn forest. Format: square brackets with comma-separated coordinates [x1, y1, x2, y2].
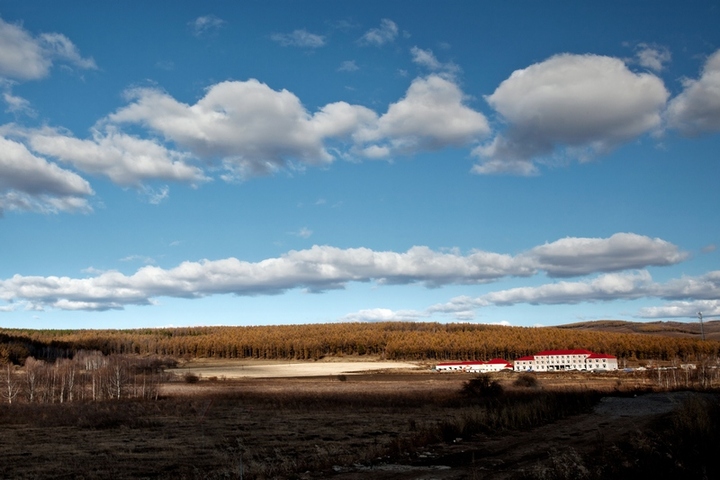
[2, 322, 718, 365]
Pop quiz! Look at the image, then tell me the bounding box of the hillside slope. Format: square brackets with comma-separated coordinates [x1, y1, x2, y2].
[558, 320, 720, 341]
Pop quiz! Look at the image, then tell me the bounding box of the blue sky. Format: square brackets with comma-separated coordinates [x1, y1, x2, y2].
[0, 1, 719, 329]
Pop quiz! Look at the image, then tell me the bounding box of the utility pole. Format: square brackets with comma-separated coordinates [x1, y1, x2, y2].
[699, 312, 705, 341]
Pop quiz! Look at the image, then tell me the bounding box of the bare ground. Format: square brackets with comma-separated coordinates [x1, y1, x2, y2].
[328, 391, 702, 479]
[0, 365, 715, 479]
[170, 358, 423, 379]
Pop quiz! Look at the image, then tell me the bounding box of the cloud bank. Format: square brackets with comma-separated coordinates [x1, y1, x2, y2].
[427, 269, 720, 320]
[0, 233, 688, 311]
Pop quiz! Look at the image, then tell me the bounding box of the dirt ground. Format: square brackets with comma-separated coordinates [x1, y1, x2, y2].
[171, 358, 423, 379]
[329, 390, 702, 479]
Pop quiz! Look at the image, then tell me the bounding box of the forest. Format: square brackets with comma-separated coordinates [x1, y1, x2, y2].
[1, 321, 718, 365]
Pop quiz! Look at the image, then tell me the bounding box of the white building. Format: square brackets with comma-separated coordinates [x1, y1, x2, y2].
[436, 358, 513, 373]
[513, 349, 618, 372]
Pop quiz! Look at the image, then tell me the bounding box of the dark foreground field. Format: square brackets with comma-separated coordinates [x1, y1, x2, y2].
[1, 371, 719, 479]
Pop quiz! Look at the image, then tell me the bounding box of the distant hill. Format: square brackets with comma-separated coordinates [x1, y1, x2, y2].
[557, 320, 720, 341]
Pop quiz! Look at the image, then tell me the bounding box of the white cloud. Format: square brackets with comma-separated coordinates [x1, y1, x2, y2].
[410, 46, 459, 74]
[654, 270, 720, 301]
[525, 233, 688, 278]
[355, 75, 490, 156]
[0, 245, 529, 311]
[411, 47, 442, 70]
[27, 127, 208, 186]
[108, 80, 367, 179]
[473, 54, 668, 175]
[637, 300, 720, 319]
[271, 29, 325, 48]
[337, 60, 359, 72]
[3, 89, 34, 116]
[339, 308, 425, 322]
[666, 49, 720, 135]
[359, 19, 398, 46]
[120, 255, 156, 265]
[635, 43, 671, 72]
[0, 136, 93, 214]
[39, 33, 97, 70]
[100, 75, 495, 177]
[0, 17, 96, 80]
[139, 184, 170, 205]
[0, 234, 692, 311]
[428, 269, 720, 320]
[310, 101, 378, 139]
[291, 227, 313, 239]
[701, 244, 717, 254]
[482, 271, 654, 306]
[188, 15, 225, 37]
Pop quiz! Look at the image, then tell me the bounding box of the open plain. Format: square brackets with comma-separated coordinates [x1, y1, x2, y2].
[1, 359, 718, 479]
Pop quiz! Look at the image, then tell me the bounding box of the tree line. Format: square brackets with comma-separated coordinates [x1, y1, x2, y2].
[2, 322, 718, 364]
[1, 352, 172, 404]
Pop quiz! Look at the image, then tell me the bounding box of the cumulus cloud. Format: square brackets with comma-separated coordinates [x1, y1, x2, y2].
[525, 233, 688, 278]
[271, 29, 325, 48]
[359, 19, 398, 46]
[473, 54, 668, 175]
[108, 80, 379, 179]
[666, 49, 720, 136]
[0, 136, 93, 214]
[355, 75, 490, 156]
[0, 233, 691, 311]
[99, 75, 494, 177]
[0, 17, 96, 80]
[188, 15, 225, 37]
[26, 127, 208, 186]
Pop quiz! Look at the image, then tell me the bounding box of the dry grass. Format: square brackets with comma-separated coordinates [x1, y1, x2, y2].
[0, 369, 717, 479]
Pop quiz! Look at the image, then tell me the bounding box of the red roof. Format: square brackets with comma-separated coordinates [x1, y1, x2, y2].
[516, 356, 535, 361]
[535, 349, 594, 356]
[436, 361, 485, 366]
[487, 358, 511, 364]
[437, 359, 512, 367]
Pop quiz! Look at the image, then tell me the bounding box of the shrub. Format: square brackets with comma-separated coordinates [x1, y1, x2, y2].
[513, 373, 539, 388]
[461, 374, 503, 398]
[183, 372, 200, 384]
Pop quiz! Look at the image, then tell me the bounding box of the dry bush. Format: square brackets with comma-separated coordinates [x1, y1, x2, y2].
[514, 373, 540, 388]
[461, 374, 504, 398]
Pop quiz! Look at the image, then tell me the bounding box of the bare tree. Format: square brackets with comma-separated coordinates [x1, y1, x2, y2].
[106, 355, 128, 400]
[24, 357, 44, 403]
[1, 363, 21, 404]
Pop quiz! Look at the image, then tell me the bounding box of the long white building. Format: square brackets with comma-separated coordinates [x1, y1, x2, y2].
[435, 358, 513, 373]
[513, 349, 618, 372]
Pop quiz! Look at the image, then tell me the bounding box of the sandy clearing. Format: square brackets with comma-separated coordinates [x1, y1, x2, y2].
[173, 361, 423, 378]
